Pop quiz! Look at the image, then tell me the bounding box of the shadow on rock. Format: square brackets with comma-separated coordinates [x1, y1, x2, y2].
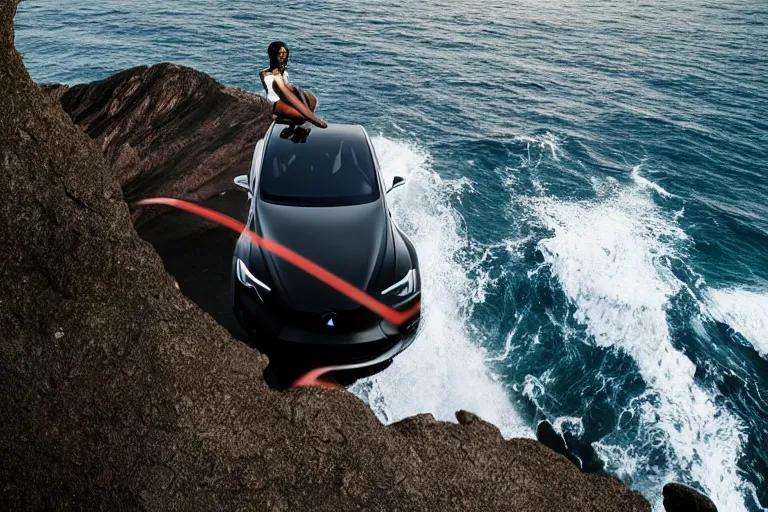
[536, 420, 610, 476]
[663, 483, 717, 512]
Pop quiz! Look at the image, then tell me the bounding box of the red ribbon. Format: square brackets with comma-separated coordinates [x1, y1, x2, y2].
[136, 197, 420, 389]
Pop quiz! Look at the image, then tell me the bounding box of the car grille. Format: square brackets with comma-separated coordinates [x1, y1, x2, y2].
[286, 307, 382, 334]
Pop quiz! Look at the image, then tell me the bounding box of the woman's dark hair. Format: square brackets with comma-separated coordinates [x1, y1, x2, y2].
[267, 41, 289, 72]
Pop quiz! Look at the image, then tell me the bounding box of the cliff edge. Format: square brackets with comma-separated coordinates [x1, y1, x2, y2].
[54, 62, 273, 225]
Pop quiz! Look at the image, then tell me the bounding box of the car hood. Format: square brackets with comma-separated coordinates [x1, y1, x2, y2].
[254, 199, 390, 312]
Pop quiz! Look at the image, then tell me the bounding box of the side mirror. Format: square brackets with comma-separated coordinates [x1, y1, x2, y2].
[234, 175, 250, 191]
[234, 175, 252, 199]
[387, 176, 405, 193]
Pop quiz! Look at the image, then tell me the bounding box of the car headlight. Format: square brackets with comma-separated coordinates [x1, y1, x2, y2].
[236, 258, 271, 300]
[381, 269, 418, 297]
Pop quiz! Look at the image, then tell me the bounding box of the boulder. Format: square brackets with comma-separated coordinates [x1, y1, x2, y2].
[663, 483, 717, 512]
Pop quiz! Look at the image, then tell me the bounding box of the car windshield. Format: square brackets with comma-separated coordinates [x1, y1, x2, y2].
[259, 124, 380, 207]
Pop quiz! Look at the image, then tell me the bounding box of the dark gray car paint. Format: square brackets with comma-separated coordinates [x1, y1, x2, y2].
[253, 198, 391, 311]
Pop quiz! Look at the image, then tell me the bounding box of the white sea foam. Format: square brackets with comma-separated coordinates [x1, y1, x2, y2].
[513, 132, 561, 161]
[552, 416, 585, 437]
[526, 180, 750, 511]
[390, 121, 407, 134]
[707, 288, 768, 360]
[593, 442, 640, 481]
[531, 177, 547, 196]
[631, 165, 673, 198]
[486, 313, 524, 362]
[349, 136, 530, 440]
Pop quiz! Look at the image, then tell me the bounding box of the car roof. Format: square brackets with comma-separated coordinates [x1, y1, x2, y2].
[258, 122, 382, 207]
[266, 121, 368, 147]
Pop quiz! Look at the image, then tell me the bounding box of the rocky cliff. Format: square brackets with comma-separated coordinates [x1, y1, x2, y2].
[0, 1, 650, 510]
[46, 63, 271, 345]
[54, 62, 273, 226]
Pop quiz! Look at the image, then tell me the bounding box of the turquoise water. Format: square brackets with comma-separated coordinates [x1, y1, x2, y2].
[15, 1, 768, 510]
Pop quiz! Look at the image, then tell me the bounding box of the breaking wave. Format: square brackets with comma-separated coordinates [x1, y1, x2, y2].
[707, 287, 768, 360]
[526, 179, 751, 511]
[349, 136, 530, 440]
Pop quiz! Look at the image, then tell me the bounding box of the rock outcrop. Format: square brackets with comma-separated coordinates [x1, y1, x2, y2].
[536, 421, 583, 469]
[46, 63, 271, 343]
[663, 483, 718, 512]
[0, 1, 650, 509]
[57, 62, 273, 225]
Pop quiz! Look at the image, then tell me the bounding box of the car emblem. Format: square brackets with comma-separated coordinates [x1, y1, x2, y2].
[321, 312, 337, 328]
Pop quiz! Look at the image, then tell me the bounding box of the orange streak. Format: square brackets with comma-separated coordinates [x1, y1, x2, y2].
[135, 197, 420, 388]
[292, 369, 345, 390]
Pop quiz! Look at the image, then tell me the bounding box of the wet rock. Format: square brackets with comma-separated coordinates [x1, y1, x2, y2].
[536, 420, 582, 469]
[563, 431, 608, 476]
[456, 410, 482, 425]
[663, 483, 718, 512]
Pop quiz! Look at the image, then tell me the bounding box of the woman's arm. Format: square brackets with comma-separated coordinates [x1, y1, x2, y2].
[272, 74, 325, 127]
[283, 71, 297, 92]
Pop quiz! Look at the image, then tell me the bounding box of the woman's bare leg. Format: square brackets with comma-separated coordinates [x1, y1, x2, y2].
[293, 87, 317, 112]
[294, 88, 309, 109]
[305, 91, 318, 111]
[273, 101, 308, 124]
[273, 82, 327, 128]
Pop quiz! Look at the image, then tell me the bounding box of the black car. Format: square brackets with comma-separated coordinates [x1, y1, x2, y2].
[231, 122, 421, 368]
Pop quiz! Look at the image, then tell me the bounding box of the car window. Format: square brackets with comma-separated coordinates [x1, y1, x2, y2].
[259, 125, 380, 206]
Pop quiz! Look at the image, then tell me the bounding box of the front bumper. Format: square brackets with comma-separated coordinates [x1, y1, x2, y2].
[234, 285, 420, 367]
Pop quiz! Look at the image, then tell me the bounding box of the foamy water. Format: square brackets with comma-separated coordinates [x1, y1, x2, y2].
[707, 288, 768, 360]
[526, 178, 751, 511]
[349, 136, 531, 440]
[631, 165, 674, 199]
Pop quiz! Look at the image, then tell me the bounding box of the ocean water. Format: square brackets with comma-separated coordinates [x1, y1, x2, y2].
[14, 1, 768, 510]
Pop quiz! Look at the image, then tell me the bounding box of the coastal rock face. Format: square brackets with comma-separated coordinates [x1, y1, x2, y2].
[0, 2, 650, 510]
[663, 483, 718, 512]
[536, 420, 582, 469]
[46, 63, 271, 340]
[57, 62, 273, 224]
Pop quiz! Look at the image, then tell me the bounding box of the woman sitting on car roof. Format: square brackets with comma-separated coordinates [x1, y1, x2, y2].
[260, 41, 327, 128]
